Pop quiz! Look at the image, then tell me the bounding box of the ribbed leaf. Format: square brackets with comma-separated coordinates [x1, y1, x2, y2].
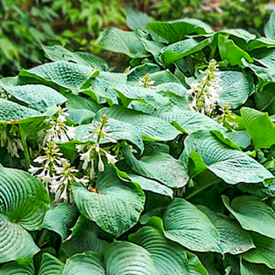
[225, 131, 251, 149]
[243, 233, 275, 269]
[147, 19, 213, 43]
[0, 215, 40, 264]
[264, 11, 275, 39]
[218, 35, 253, 66]
[241, 107, 275, 150]
[129, 226, 208, 275]
[126, 5, 152, 31]
[0, 165, 50, 263]
[61, 216, 107, 258]
[42, 45, 108, 71]
[162, 198, 221, 252]
[219, 71, 252, 109]
[105, 241, 159, 275]
[218, 29, 256, 42]
[240, 259, 275, 275]
[183, 130, 272, 184]
[123, 146, 189, 188]
[20, 61, 99, 91]
[160, 38, 212, 66]
[73, 166, 145, 237]
[199, 206, 255, 255]
[87, 71, 127, 105]
[95, 106, 180, 141]
[42, 203, 79, 240]
[98, 28, 150, 58]
[0, 82, 67, 112]
[150, 70, 181, 85]
[63, 252, 105, 275]
[38, 253, 65, 275]
[0, 98, 41, 122]
[66, 93, 101, 124]
[114, 84, 168, 108]
[128, 174, 173, 198]
[159, 110, 225, 134]
[222, 195, 275, 239]
[0, 261, 34, 275]
[74, 118, 144, 152]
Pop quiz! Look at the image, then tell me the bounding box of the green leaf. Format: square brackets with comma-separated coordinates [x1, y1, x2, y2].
[243, 233, 275, 269]
[122, 146, 189, 188]
[222, 195, 275, 239]
[105, 241, 159, 275]
[149, 70, 182, 85]
[219, 71, 252, 109]
[159, 110, 225, 134]
[114, 84, 168, 108]
[74, 118, 144, 153]
[0, 261, 34, 275]
[129, 226, 208, 275]
[73, 166, 145, 237]
[0, 166, 50, 263]
[126, 6, 152, 32]
[66, 94, 101, 124]
[38, 253, 65, 275]
[0, 98, 41, 122]
[42, 45, 108, 71]
[265, 11, 275, 39]
[183, 130, 272, 184]
[128, 174, 173, 198]
[61, 216, 107, 258]
[147, 19, 213, 43]
[199, 206, 255, 255]
[218, 29, 256, 43]
[95, 106, 180, 142]
[241, 107, 275, 150]
[98, 28, 150, 58]
[63, 252, 105, 275]
[218, 35, 253, 66]
[20, 61, 99, 91]
[0, 82, 67, 112]
[225, 131, 251, 149]
[86, 71, 127, 105]
[42, 203, 79, 240]
[240, 259, 275, 275]
[161, 198, 221, 252]
[161, 38, 212, 67]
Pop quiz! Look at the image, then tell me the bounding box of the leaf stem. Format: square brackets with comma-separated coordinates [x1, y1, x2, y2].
[19, 124, 30, 169]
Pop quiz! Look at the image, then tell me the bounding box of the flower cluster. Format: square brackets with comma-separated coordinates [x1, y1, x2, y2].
[38, 106, 75, 146]
[29, 107, 89, 203]
[29, 141, 89, 202]
[0, 124, 23, 158]
[187, 59, 238, 130]
[138, 73, 155, 88]
[77, 114, 118, 180]
[187, 59, 222, 116]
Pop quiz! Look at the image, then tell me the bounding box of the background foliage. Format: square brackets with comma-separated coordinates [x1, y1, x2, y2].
[1, 0, 274, 76]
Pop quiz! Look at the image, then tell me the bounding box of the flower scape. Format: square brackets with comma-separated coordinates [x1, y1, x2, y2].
[1, 7, 275, 275]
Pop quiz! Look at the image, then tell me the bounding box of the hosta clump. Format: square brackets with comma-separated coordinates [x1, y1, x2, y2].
[1, 7, 275, 275]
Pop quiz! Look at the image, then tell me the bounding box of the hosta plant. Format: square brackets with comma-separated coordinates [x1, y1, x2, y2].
[1, 7, 275, 275]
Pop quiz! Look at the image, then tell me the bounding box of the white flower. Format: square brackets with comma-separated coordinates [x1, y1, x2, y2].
[80, 149, 91, 170]
[105, 152, 118, 165]
[98, 154, 105, 172]
[28, 165, 42, 174]
[90, 159, 95, 179]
